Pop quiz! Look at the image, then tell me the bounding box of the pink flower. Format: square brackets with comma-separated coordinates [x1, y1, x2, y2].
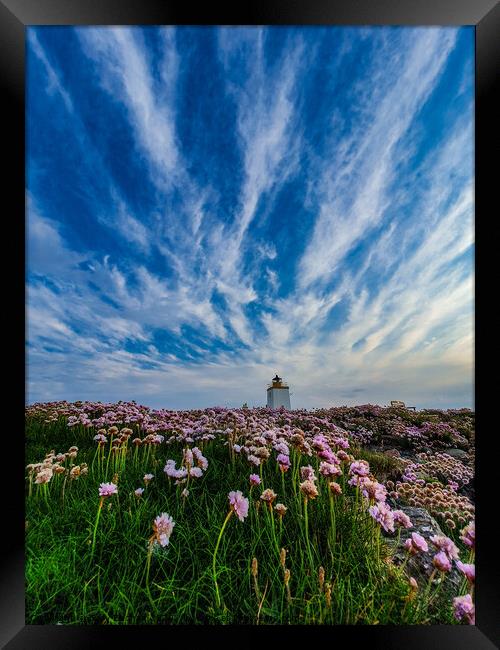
[274, 503, 287, 517]
[368, 502, 395, 533]
[300, 480, 319, 500]
[456, 561, 475, 585]
[404, 532, 428, 555]
[153, 512, 175, 547]
[189, 467, 203, 478]
[433, 550, 451, 572]
[319, 461, 342, 478]
[276, 453, 290, 467]
[349, 460, 370, 477]
[460, 520, 475, 549]
[228, 490, 249, 522]
[453, 594, 475, 624]
[35, 468, 53, 484]
[260, 488, 278, 504]
[329, 481, 342, 495]
[300, 465, 316, 482]
[361, 479, 387, 503]
[134, 487, 144, 497]
[393, 510, 413, 529]
[143, 473, 154, 484]
[249, 474, 261, 486]
[430, 535, 459, 560]
[99, 482, 118, 497]
[192, 447, 208, 470]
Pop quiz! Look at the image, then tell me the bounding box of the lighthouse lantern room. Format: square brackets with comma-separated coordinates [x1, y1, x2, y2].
[266, 374, 291, 409]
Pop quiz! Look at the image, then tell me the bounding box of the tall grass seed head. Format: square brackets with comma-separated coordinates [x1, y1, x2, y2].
[318, 566, 325, 591]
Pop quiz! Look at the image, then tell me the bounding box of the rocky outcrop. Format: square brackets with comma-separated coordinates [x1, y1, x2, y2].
[383, 506, 464, 596]
[443, 448, 469, 460]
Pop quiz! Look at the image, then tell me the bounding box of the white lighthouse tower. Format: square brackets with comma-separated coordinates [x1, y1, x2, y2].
[266, 374, 291, 410]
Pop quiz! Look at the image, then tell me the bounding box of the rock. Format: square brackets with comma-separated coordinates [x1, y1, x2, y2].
[383, 507, 463, 597]
[384, 449, 401, 458]
[443, 448, 468, 460]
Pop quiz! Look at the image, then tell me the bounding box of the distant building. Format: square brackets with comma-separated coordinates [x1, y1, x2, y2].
[266, 374, 291, 409]
[390, 400, 416, 411]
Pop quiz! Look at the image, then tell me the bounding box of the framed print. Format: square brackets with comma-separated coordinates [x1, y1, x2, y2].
[2, 0, 499, 647]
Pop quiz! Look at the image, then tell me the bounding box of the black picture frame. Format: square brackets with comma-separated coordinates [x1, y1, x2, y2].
[3, 0, 499, 647]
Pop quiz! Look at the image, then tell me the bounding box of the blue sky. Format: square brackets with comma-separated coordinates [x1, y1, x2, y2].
[26, 26, 474, 410]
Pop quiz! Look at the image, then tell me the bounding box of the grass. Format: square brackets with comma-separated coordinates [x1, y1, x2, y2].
[26, 414, 458, 625]
[350, 447, 405, 483]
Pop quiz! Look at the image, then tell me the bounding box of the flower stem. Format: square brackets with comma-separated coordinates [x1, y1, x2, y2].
[329, 492, 336, 551]
[212, 510, 233, 608]
[303, 497, 314, 568]
[90, 498, 104, 560]
[145, 540, 156, 611]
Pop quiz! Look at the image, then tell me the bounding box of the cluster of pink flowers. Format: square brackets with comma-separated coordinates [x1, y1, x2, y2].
[430, 535, 459, 560]
[456, 561, 475, 585]
[348, 460, 370, 483]
[260, 488, 278, 504]
[404, 532, 429, 555]
[361, 478, 387, 503]
[27, 400, 473, 463]
[27, 446, 83, 485]
[249, 474, 261, 486]
[453, 594, 475, 624]
[228, 491, 249, 522]
[460, 520, 475, 549]
[415, 451, 473, 488]
[392, 510, 413, 529]
[163, 446, 208, 485]
[319, 461, 342, 478]
[390, 480, 474, 531]
[99, 482, 118, 497]
[432, 551, 452, 572]
[276, 453, 291, 472]
[300, 465, 317, 482]
[368, 502, 395, 533]
[300, 479, 319, 500]
[152, 512, 175, 547]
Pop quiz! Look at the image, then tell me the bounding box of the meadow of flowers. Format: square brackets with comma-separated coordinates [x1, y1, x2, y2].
[25, 401, 475, 625]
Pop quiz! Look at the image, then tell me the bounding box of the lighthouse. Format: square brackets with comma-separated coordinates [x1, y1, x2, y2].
[266, 374, 291, 409]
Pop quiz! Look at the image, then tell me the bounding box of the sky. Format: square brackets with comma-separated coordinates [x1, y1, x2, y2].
[26, 26, 474, 410]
